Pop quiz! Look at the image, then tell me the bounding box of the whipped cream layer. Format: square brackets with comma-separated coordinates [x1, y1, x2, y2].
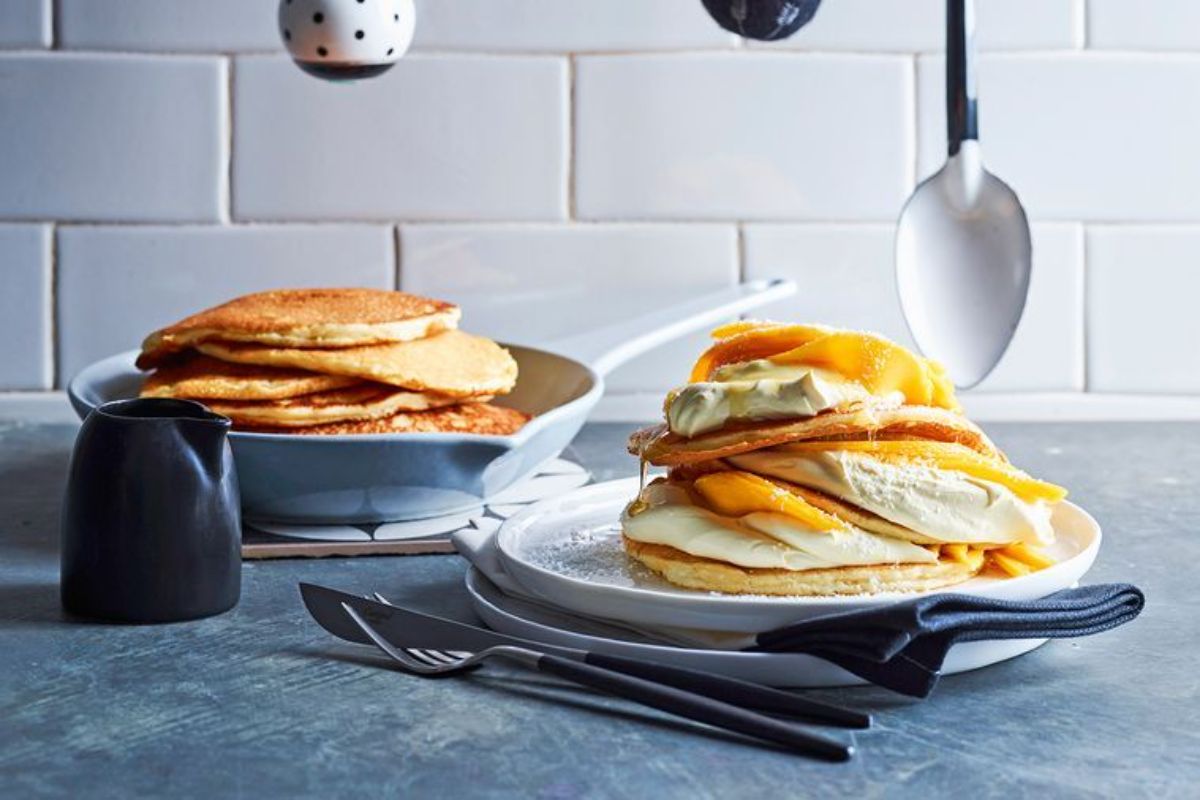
[665, 360, 879, 437]
[727, 449, 1054, 546]
[621, 483, 936, 571]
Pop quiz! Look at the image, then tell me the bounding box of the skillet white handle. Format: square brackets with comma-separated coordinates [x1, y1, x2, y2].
[544, 279, 796, 376]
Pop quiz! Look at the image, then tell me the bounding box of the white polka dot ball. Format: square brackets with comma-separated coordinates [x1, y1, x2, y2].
[279, 0, 415, 80]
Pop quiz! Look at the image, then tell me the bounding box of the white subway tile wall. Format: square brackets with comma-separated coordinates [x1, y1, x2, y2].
[1088, 0, 1200, 51]
[233, 54, 568, 221]
[1086, 226, 1200, 393]
[0, 54, 226, 223]
[59, 0, 279, 52]
[0, 225, 52, 389]
[575, 53, 912, 220]
[0, 0, 51, 48]
[758, 0, 1079, 52]
[0, 0, 1191, 415]
[412, 0, 734, 52]
[916, 54, 1200, 221]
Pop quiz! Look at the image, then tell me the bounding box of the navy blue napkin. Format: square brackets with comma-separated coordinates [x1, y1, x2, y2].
[748, 584, 1144, 697]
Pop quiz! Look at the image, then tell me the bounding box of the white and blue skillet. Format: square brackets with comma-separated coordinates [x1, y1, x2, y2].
[68, 280, 795, 524]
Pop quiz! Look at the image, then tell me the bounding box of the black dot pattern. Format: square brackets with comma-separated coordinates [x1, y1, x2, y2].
[287, 2, 405, 63]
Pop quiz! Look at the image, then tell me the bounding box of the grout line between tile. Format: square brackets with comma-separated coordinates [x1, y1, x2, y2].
[1074, 0, 1088, 50]
[49, 0, 59, 49]
[906, 53, 919, 192]
[221, 57, 234, 225]
[48, 223, 58, 390]
[736, 224, 746, 284]
[566, 55, 577, 221]
[392, 226, 402, 290]
[1080, 223, 1090, 392]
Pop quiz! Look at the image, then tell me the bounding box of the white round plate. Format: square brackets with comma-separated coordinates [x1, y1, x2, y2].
[495, 478, 1102, 633]
[464, 567, 1049, 688]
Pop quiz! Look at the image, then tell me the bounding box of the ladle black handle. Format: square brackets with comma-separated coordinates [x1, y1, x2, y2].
[946, 0, 977, 156]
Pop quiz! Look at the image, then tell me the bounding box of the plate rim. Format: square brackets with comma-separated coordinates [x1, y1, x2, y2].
[496, 476, 1103, 611]
[463, 565, 1051, 688]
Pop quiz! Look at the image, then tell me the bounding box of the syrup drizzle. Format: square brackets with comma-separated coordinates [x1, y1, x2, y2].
[626, 444, 650, 517]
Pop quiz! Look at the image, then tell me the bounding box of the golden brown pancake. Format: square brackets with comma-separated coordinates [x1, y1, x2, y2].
[202, 384, 466, 428]
[137, 288, 461, 368]
[629, 404, 1002, 466]
[623, 536, 982, 596]
[140, 354, 358, 401]
[197, 330, 518, 398]
[242, 402, 529, 436]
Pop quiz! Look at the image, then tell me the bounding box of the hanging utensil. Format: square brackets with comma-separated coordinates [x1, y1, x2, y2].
[895, 0, 1032, 388]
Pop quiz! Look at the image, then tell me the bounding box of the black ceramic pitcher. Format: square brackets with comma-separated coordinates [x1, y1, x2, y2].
[61, 398, 241, 623]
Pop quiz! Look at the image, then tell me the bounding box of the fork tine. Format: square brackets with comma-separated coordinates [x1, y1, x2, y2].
[420, 649, 461, 665]
[372, 592, 393, 606]
[402, 648, 444, 667]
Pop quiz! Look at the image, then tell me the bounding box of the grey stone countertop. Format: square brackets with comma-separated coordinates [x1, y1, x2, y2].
[0, 418, 1196, 799]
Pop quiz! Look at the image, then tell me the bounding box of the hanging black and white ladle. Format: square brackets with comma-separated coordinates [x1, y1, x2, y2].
[279, 0, 415, 81]
[895, 0, 1031, 388]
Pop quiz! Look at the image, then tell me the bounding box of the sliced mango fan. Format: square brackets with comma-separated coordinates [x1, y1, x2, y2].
[689, 321, 959, 411]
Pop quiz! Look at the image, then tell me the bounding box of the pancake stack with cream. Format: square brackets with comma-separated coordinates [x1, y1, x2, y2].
[621, 321, 1066, 596]
[137, 288, 527, 435]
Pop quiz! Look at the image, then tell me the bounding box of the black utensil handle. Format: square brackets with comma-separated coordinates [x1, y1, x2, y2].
[536, 654, 852, 761]
[946, 0, 978, 154]
[584, 651, 870, 729]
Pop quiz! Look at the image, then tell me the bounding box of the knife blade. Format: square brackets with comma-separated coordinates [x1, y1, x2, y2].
[299, 582, 869, 728]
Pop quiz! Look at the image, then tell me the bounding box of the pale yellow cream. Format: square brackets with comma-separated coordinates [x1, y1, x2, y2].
[727, 449, 1054, 546]
[621, 483, 937, 571]
[664, 361, 880, 437]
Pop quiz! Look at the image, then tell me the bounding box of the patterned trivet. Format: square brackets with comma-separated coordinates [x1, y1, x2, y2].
[241, 458, 590, 560]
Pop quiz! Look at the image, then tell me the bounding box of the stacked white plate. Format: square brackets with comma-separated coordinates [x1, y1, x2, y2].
[455, 478, 1103, 688]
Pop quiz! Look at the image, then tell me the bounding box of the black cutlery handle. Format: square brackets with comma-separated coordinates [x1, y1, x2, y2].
[946, 0, 978, 155]
[584, 651, 870, 729]
[535, 654, 853, 761]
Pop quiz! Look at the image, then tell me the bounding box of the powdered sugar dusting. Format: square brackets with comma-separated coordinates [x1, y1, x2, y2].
[521, 522, 668, 589]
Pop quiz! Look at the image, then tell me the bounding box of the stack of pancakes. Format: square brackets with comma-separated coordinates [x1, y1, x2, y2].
[137, 288, 527, 435]
[621, 321, 1067, 596]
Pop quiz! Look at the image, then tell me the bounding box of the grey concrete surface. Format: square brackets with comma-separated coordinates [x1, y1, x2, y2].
[0, 419, 1195, 798]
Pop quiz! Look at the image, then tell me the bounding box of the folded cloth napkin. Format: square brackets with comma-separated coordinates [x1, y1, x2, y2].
[748, 584, 1145, 697]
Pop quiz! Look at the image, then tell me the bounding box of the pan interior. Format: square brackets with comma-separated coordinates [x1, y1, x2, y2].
[493, 345, 598, 416]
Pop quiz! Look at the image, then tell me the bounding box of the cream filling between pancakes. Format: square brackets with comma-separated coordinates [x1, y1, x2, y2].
[727, 449, 1053, 546]
[621, 483, 936, 572]
[664, 361, 885, 437]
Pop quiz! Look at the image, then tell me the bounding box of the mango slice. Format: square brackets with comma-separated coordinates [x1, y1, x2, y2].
[989, 551, 1033, 577]
[996, 542, 1056, 571]
[771, 331, 958, 411]
[709, 320, 794, 340]
[689, 324, 832, 382]
[691, 325, 958, 410]
[693, 470, 845, 532]
[943, 543, 970, 563]
[783, 440, 1068, 504]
